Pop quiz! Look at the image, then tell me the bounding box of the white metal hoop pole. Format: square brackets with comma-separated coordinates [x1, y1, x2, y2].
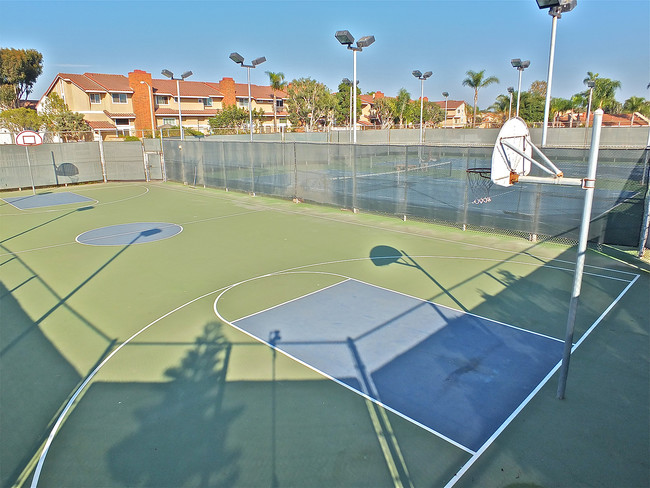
[556, 108, 603, 400]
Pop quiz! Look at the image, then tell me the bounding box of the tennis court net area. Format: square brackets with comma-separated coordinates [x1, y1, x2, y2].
[1, 181, 648, 488]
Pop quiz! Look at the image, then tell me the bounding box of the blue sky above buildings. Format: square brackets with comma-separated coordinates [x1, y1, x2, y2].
[4, 0, 649, 107]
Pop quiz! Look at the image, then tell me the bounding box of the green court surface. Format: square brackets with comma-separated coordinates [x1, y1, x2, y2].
[1, 182, 648, 488]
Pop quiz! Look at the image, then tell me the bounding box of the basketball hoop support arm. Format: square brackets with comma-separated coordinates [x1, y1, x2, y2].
[501, 139, 584, 187]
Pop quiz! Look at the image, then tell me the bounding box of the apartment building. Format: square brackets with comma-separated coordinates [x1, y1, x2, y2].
[358, 91, 468, 128]
[37, 70, 288, 138]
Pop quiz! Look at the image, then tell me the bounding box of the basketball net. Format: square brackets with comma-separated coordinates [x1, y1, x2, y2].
[466, 167, 493, 204]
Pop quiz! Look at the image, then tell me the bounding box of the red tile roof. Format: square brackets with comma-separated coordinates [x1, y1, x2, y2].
[86, 120, 116, 130]
[151, 79, 223, 98]
[433, 100, 465, 110]
[57, 73, 107, 92]
[154, 108, 221, 116]
[85, 73, 133, 93]
[104, 111, 136, 118]
[214, 82, 286, 100]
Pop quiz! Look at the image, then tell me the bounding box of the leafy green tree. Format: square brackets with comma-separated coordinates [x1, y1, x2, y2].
[0, 48, 43, 108]
[394, 88, 411, 127]
[41, 93, 90, 141]
[623, 96, 648, 125]
[0, 107, 42, 142]
[334, 81, 361, 126]
[462, 69, 499, 127]
[208, 105, 249, 129]
[373, 97, 394, 129]
[265, 71, 287, 132]
[517, 91, 546, 124]
[286, 78, 335, 131]
[406, 99, 443, 127]
[529, 80, 547, 97]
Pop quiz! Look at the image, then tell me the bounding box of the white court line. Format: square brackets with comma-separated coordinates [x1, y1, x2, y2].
[443, 273, 641, 488]
[29, 286, 229, 488]
[214, 271, 477, 455]
[26, 249, 640, 486]
[75, 223, 183, 246]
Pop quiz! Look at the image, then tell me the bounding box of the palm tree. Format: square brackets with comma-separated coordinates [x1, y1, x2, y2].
[462, 70, 499, 128]
[581, 71, 621, 113]
[623, 96, 646, 126]
[489, 94, 510, 124]
[550, 97, 573, 127]
[266, 71, 287, 133]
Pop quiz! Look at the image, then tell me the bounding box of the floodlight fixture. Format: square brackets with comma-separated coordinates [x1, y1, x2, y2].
[342, 78, 352, 85]
[229, 52, 245, 64]
[356, 35, 375, 48]
[507, 86, 515, 94]
[335, 30, 354, 46]
[413, 69, 433, 144]
[230, 52, 266, 141]
[586, 80, 596, 128]
[512, 59, 530, 117]
[162, 68, 192, 140]
[442, 91, 449, 98]
[336, 30, 375, 144]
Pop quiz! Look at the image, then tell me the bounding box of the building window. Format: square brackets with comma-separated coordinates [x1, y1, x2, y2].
[163, 118, 176, 126]
[275, 99, 284, 108]
[155, 95, 169, 105]
[112, 93, 127, 104]
[89, 93, 101, 104]
[115, 118, 130, 126]
[201, 98, 213, 107]
[237, 97, 249, 107]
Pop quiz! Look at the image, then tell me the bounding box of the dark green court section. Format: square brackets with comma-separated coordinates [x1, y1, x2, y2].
[0, 182, 647, 488]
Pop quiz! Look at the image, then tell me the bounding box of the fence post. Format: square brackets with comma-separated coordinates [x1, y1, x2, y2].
[97, 135, 107, 182]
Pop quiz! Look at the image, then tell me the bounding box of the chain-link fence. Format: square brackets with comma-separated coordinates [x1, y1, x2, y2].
[164, 140, 649, 247]
[0, 138, 648, 250]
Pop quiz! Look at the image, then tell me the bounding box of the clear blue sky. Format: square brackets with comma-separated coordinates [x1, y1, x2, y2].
[4, 0, 649, 108]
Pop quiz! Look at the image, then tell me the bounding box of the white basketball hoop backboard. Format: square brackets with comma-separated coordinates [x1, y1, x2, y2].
[16, 130, 43, 146]
[491, 117, 532, 187]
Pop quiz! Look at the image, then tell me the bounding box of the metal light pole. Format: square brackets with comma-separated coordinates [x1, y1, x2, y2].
[161, 69, 193, 141]
[538, 0, 578, 146]
[161, 69, 193, 140]
[139, 80, 156, 138]
[335, 30, 375, 144]
[442, 91, 449, 128]
[585, 80, 595, 128]
[507, 87, 514, 119]
[230, 52, 266, 142]
[413, 70, 432, 144]
[511, 59, 530, 118]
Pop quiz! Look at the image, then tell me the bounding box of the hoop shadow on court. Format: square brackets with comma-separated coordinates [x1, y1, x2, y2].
[370, 245, 468, 312]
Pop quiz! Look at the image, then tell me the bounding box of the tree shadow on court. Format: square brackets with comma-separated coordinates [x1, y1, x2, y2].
[107, 321, 243, 487]
[0, 281, 82, 488]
